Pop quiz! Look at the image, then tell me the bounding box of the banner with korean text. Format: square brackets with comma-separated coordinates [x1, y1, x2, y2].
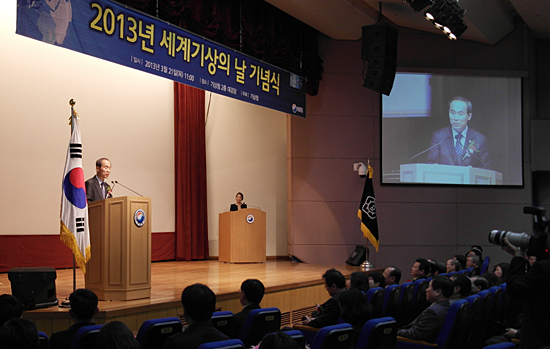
[16, 0, 306, 116]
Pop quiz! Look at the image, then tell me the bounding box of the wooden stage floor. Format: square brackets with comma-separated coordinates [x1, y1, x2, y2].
[0, 260, 374, 336]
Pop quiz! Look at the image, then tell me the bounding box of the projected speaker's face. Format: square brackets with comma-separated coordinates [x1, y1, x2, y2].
[448, 100, 472, 133]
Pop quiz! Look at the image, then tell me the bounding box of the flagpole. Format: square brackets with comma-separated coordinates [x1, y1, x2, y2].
[70, 99, 77, 293]
[360, 239, 375, 270]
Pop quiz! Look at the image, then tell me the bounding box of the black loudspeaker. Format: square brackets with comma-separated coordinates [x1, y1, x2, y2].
[346, 245, 367, 266]
[8, 267, 58, 309]
[361, 23, 398, 96]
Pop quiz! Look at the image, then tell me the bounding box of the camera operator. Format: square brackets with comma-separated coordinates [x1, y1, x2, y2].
[502, 235, 550, 349]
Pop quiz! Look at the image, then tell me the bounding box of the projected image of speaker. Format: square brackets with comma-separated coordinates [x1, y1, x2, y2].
[8, 267, 58, 309]
[346, 245, 367, 266]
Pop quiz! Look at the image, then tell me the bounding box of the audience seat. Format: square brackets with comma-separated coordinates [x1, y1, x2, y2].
[69, 324, 103, 349]
[480, 257, 491, 274]
[394, 282, 415, 327]
[410, 279, 430, 321]
[239, 307, 281, 347]
[366, 287, 385, 318]
[136, 316, 183, 349]
[355, 316, 397, 349]
[310, 323, 354, 349]
[482, 343, 516, 349]
[38, 331, 49, 349]
[467, 290, 493, 348]
[397, 298, 470, 349]
[382, 284, 401, 318]
[211, 311, 237, 339]
[196, 339, 246, 349]
[282, 329, 306, 348]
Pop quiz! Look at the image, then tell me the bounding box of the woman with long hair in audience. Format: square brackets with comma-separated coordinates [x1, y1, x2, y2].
[94, 321, 140, 349]
[338, 288, 374, 349]
[493, 262, 510, 283]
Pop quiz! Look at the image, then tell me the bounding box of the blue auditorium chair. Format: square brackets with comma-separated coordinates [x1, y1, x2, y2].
[381, 284, 401, 318]
[211, 311, 237, 338]
[38, 331, 49, 349]
[394, 282, 415, 327]
[196, 339, 245, 349]
[69, 324, 103, 349]
[282, 329, 306, 347]
[355, 316, 397, 349]
[480, 257, 491, 274]
[468, 290, 493, 348]
[136, 316, 182, 349]
[482, 342, 516, 349]
[366, 287, 385, 318]
[239, 307, 281, 347]
[310, 323, 354, 349]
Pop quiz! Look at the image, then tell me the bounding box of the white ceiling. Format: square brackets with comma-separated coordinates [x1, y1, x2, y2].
[266, 0, 550, 44]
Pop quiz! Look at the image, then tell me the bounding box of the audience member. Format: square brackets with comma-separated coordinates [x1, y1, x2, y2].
[481, 272, 500, 288]
[0, 294, 23, 327]
[234, 279, 265, 336]
[383, 266, 401, 287]
[526, 253, 537, 267]
[449, 275, 471, 304]
[470, 276, 489, 294]
[493, 262, 510, 283]
[410, 258, 430, 282]
[93, 321, 140, 349]
[50, 289, 98, 349]
[302, 268, 345, 328]
[466, 255, 481, 276]
[467, 246, 483, 260]
[258, 331, 302, 349]
[446, 259, 461, 273]
[163, 284, 229, 349]
[436, 261, 446, 275]
[338, 288, 373, 349]
[368, 271, 385, 289]
[397, 276, 453, 342]
[454, 255, 467, 270]
[0, 317, 39, 349]
[348, 272, 370, 293]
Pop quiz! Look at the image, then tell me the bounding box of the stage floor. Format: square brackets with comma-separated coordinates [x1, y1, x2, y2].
[0, 260, 374, 336]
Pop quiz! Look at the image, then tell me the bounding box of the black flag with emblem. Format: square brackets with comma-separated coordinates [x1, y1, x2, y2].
[357, 164, 379, 251]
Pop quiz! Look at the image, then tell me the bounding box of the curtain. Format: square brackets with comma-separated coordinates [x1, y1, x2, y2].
[174, 82, 209, 260]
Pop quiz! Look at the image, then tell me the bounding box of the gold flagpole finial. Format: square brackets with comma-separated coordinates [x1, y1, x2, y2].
[69, 99, 76, 107]
[68, 99, 79, 129]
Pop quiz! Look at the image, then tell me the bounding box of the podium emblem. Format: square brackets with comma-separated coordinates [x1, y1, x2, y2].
[246, 214, 255, 224]
[134, 209, 146, 227]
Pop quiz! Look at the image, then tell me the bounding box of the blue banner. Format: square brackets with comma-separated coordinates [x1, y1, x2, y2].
[16, 0, 306, 116]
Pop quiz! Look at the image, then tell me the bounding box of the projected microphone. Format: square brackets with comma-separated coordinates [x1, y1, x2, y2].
[113, 180, 144, 197]
[462, 149, 489, 169]
[407, 137, 450, 163]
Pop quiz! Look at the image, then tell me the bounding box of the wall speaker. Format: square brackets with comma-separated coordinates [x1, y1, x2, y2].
[8, 267, 58, 309]
[346, 245, 366, 266]
[361, 23, 398, 96]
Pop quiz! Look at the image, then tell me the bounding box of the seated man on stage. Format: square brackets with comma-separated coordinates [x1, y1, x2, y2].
[50, 289, 98, 349]
[235, 279, 265, 336]
[398, 276, 453, 342]
[302, 268, 346, 328]
[85, 157, 112, 203]
[164, 284, 229, 349]
[426, 96, 490, 169]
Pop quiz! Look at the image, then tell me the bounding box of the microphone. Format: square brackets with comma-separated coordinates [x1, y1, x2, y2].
[407, 137, 450, 163]
[110, 181, 116, 190]
[113, 180, 144, 197]
[462, 148, 489, 169]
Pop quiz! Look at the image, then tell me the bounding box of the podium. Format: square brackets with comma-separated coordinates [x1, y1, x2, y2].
[85, 196, 151, 300]
[400, 163, 503, 185]
[219, 208, 266, 263]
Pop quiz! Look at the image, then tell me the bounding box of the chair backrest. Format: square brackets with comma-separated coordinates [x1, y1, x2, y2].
[366, 287, 385, 318]
[355, 316, 397, 349]
[395, 282, 415, 327]
[467, 290, 493, 348]
[196, 339, 246, 349]
[211, 311, 237, 339]
[282, 329, 306, 348]
[482, 342, 517, 349]
[239, 307, 281, 347]
[311, 323, 354, 349]
[411, 279, 430, 320]
[435, 299, 470, 349]
[136, 316, 182, 349]
[480, 256, 491, 274]
[69, 324, 103, 349]
[38, 331, 49, 349]
[381, 284, 401, 318]
[464, 267, 475, 276]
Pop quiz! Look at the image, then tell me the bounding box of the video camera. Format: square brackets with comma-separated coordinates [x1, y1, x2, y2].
[488, 206, 549, 260]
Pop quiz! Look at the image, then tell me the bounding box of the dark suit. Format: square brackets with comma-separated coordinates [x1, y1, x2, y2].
[507, 256, 550, 349]
[307, 291, 342, 328]
[49, 322, 95, 349]
[230, 203, 247, 211]
[397, 299, 450, 343]
[426, 127, 490, 169]
[163, 320, 229, 349]
[85, 176, 110, 203]
[234, 303, 260, 337]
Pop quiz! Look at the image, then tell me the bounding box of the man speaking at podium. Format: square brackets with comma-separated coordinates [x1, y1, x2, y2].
[85, 158, 112, 203]
[426, 97, 490, 169]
